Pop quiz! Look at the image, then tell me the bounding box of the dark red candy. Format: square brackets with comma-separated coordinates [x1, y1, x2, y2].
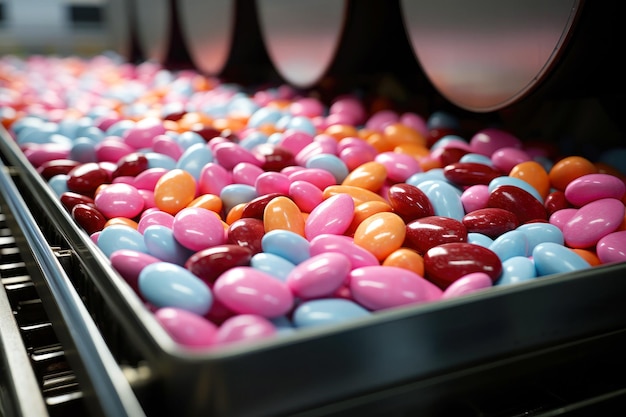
[185, 244, 253, 285]
[190, 125, 221, 141]
[443, 162, 501, 186]
[240, 193, 285, 219]
[462, 208, 519, 239]
[387, 183, 434, 222]
[488, 185, 547, 224]
[424, 242, 502, 289]
[405, 216, 467, 255]
[71, 203, 107, 235]
[66, 162, 109, 196]
[439, 147, 469, 166]
[427, 127, 458, 148]
[253, 143, 296, 172]
[544, 190, 572, 217]
[60, 192, 95, 212]
[112, 152, 148, 178]
[37, 159, 81, 180]
[227, 218, 265, 254]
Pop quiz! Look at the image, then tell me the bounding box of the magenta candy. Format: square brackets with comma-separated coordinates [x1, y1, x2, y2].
[288, 180, 324, 213]
[110, 249, 161, 292]
[133, 168, 168, 190]
[255, 171, 291, 195]
[72, 203, 107, 235]
[137, 211, 175, 234]
[287, 168, 337, 191]
[214, 314, 277, 346]
[278, 130, 314, 156]
[172, 207, 226, 251]
[213, 142, 262, 171]
[227, 218, 265, 254]
[138, 189, 156, 210]
[387, 183, 434, 222]
[330, 96, 366, 125]
[295, 139, 337, 166]
[443, 162, 502, 186]
[374, 151, 422, 182]
[549, 208, 578, 231]
[441, 272, 493, 299]
[123, 117, 165, 150]
[286, 252, 351, 299]
[365, 109, 398, 132]
[469, 128, 522, 156]
[309, 234, 379, 269]
[461, 184, 490, 213]
[562, 198, 625, 248]
[199, 162, 233, 195]
[155, 307, 217, 349]
[339, 145, 378, 171]
[66, 162, 109, 195]
[400, 112, 428, 136]
[24, 143, 71, 167]
[94, 183, 144, 219]
[232, 162, 264, 186]
[405, 216, 468, 255]
[112, 176, 135, 185]
[462, 208, 519, 239]
[424, 242, 502, 289]
[185, 244, 253, 285]
[305, 193, 355, 240]
[95, 137, 135, 162]
[564, 173, 626, 207]
[491, 147, 531, 173]
[152, 134, 183, 161]
[290, 97, 324, 118]
[350, 266, 436, 311]
[596, 230, 626, 264]
[213, 266, 294, 318]
[488, 185, 547, 224]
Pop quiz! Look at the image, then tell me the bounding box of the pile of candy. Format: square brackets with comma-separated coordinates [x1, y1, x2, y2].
[1, 54, 625, 350]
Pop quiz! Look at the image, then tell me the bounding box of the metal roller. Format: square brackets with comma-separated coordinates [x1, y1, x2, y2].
[400, 0, 583, 112]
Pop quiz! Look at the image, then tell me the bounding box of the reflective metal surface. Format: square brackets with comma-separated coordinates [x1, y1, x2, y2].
[133, 0, 170, 63]
[177, 0, 234, 75]
[401, 0, 582, 112]
[256, 0, 347, 87]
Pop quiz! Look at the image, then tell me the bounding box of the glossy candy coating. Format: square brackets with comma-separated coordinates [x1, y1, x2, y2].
[424, 243, 502, 289]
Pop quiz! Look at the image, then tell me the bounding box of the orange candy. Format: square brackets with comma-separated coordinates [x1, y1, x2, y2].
[382, 248, 425, 277]
[263, 196, 306, 236]
[353, 212, 406, 261]
[153, 169, 197, 215]
[383, 123, 427, 148]
[187, 193, 223, 214]
[104, 217, 138, 229]
[548, 156, 598, 191]
[226, 203, 246, 224]
[346, 200, 393, 236]
[322, 185, 388, 206]
[570, 249, 601, 266]
[324, 124, 359, 141]
[365, 132, 394, 153]
[341, 161, 387, 192]
[509, 160, 551, 200]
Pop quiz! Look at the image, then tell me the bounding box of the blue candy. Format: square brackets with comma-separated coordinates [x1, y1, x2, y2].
[176, 143, 213, 180]
[97, 224, 147, 257]
[143, 225, 193, 266]
[416, 179, 464, 220]
[250, 252, 296, 282]
[532, 242, 591, 276]
[496, 256, 537, 286]
[261, 230, 311, 265]
[293, 298, 370, 328]
[489, 230, 530, 261]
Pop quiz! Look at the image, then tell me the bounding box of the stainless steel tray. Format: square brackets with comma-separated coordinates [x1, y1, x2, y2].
[1, 125, 626, 417]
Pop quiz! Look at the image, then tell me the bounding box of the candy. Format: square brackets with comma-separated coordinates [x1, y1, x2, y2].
[213, 267, 294, 318]
[304, 193, 354, 240]
[110, 249, 161, 293]
[250, 252, 296, 282]
[341, 161, 387, 191]
[424, 242, 502, 289]
[387, 183, 434, 222]
[261, 229, 311, 265]
[404, 216, 467, 255]
[72, 203, 107, 235]
[564, 173, 626, 207]
[487, 185, 547, 224]
[416, 180, 465, 220]
[286, 252, 350, 299]
[154, 308, 217, 350]
[596, 230, 626, 264]
[214, 314, 276, 346]
[443, 162, 501, 186]
[462, 208, 519, 239]
[442, 272, 493, 298]
[293, 299, 370, 328]
[264, 196, 306, 236]
[153, 169, 197, 215]
[227, 218, 265, 254]
[139, 262, 212, 315]
[350, 266, 441, 311]
[172, 207, 226, 251]
[66, 162, 109, 195]
[532, 242, 591, 276]
[97, 224, 147, 257]
[548, 156, 597, 191]
[94, 183, 144, 219]
[143, 225, 193, 265]
[496, 256, 537, 286]
[562, 198, 625, 248]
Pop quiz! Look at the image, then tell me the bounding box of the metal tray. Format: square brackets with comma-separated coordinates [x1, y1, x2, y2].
[1, 125, 626, 417]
